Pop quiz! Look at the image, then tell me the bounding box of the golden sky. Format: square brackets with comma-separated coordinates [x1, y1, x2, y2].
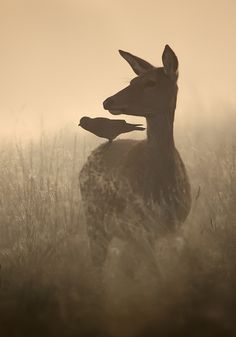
[0, 0, 236, 137]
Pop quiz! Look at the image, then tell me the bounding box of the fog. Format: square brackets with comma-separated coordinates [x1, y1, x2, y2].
[1, 2, 236, 336]
[0, 0, 236, 138]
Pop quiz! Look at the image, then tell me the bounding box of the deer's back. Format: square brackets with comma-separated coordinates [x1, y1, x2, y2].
[80, 139, 191, 224]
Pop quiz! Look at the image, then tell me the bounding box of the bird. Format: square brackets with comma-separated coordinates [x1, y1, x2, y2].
[78, 116, 145, 142]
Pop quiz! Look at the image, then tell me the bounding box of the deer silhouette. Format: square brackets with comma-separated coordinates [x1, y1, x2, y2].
[79, 45, 191, 266]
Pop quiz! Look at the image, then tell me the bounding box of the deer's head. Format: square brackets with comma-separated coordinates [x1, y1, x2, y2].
[103, 45, 179, 118]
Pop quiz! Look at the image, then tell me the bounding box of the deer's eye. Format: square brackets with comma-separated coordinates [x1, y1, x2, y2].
[145, 80, 156, 87]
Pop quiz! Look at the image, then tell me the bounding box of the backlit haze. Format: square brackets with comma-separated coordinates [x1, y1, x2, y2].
[1, 0, 236, 139]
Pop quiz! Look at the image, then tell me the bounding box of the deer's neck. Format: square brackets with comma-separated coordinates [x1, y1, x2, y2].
[146, 109, 175, 153]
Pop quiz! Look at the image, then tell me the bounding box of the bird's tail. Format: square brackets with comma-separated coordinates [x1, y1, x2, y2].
[133, 126, 145, 131]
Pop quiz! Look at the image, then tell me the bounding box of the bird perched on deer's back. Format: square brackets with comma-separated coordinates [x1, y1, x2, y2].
[79, 116, 145, 142]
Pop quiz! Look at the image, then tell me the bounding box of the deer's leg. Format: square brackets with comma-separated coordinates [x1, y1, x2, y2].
[85, 209, 111, 268]
[88, 233, 110, 267]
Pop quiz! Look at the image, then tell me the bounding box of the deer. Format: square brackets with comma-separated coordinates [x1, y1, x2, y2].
[79, 45, 191, 267]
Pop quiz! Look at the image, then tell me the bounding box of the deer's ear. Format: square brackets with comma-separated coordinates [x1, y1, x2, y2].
[119, 50, 154, 75]
[162, 45, 178, 80]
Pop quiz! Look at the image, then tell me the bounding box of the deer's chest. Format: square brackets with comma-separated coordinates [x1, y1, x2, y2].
[120, 149, 177, 202]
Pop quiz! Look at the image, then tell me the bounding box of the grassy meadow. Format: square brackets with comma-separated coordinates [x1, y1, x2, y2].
[0, 111, 235, 337]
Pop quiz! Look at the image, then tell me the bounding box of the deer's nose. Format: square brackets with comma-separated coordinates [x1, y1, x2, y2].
[103, 97, 114, 110]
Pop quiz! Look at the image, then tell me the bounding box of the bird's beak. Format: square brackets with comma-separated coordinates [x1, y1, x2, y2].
[78, 123, 81, 126]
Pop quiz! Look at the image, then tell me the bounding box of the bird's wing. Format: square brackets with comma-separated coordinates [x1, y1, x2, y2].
[94, 118, 126, 128]
[92, 117, 111, 129]
[109, 119, 127, 128]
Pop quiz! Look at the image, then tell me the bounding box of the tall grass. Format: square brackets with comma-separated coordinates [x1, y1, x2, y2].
[0, 122, 235, 337]
[0, 131, 99, 337]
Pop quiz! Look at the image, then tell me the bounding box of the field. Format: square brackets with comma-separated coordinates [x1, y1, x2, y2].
[0, 112, 235, 337]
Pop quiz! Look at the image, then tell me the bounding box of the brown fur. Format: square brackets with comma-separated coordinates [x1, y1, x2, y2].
[80, 45, 191, 265]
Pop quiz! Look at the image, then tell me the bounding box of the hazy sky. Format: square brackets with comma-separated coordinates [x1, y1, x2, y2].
[1, 0, 236, 137]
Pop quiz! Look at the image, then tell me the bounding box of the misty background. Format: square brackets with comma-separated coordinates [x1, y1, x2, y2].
[1, 2, 236, 336]
[1, 0, 236, 140]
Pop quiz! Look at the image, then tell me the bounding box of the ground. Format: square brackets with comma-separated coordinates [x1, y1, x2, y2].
[0, 119, 235, 337]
